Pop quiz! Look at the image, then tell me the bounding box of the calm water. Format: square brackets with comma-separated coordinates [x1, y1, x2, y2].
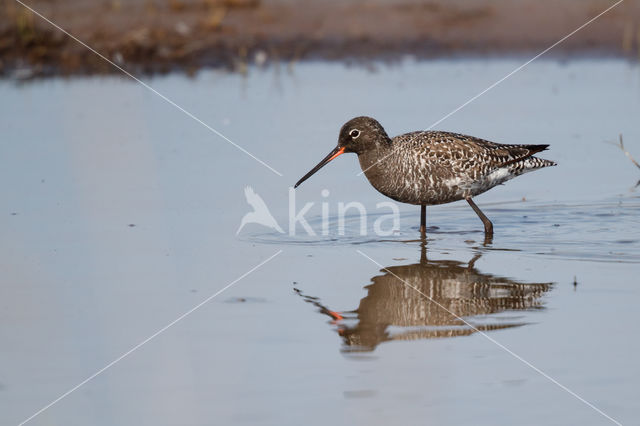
[1, 59, 639, 425]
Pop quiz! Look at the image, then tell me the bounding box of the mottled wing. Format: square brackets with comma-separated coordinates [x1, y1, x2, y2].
[484, 144, 550, 168]
[393, 131, 548, 172]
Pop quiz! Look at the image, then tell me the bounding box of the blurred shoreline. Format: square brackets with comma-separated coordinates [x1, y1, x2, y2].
[2, 0, 640, 78]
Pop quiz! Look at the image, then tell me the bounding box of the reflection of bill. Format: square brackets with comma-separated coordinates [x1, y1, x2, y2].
[296, 248, 553, 352]
[237, 186, 284, 235]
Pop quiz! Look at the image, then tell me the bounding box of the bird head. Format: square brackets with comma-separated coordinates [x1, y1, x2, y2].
[294, 116, 390, 188]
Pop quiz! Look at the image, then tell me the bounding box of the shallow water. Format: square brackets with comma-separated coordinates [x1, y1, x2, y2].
[1, 59, 639, 425]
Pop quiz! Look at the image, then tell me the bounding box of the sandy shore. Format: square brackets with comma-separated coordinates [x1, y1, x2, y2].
[2, 0, 640, 77]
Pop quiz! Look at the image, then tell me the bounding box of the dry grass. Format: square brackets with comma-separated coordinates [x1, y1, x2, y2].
[611, 134, 640, 170]
[609, 134, 640, 188]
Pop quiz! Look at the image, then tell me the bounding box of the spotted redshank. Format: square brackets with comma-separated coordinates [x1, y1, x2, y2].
[294, 116, 556, 237]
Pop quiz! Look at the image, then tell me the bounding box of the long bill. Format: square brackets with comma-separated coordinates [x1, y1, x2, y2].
[294, 146, 345, 188]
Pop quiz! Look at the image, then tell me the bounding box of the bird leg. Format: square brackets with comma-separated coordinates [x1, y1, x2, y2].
[420, 205, 426, 235]
[466, 197, 493, 236]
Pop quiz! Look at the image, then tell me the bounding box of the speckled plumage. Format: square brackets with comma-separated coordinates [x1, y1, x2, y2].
[356, 126, 556, 205]
[295, 116, 556, 235]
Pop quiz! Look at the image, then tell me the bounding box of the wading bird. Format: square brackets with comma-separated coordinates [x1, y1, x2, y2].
[294, 117, 555, 237]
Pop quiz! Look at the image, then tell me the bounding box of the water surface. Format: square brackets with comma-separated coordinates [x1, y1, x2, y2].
[1, 59, 639, 425]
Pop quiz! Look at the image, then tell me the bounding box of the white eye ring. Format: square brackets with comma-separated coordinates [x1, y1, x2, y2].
[350, 129, 360, 139]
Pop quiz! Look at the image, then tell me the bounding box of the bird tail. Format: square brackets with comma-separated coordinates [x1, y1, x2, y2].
[526, 157, 557, 168]
[501, 144, 551, 167]
[509, 156, 556, 175]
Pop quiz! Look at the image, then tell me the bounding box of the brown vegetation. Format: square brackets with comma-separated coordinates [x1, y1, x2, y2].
[1, 0, 639, 77]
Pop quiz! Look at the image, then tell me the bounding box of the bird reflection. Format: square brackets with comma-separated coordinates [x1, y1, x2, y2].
[295, 245, 552, 352]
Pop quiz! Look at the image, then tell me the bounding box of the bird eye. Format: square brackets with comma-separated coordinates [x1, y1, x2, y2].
[350, 129, 360, 139]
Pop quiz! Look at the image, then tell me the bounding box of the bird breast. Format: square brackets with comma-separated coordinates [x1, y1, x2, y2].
[357, 147, 470, 205]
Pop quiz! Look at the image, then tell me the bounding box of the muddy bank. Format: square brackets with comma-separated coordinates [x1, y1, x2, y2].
[2, 0, 640, 77]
